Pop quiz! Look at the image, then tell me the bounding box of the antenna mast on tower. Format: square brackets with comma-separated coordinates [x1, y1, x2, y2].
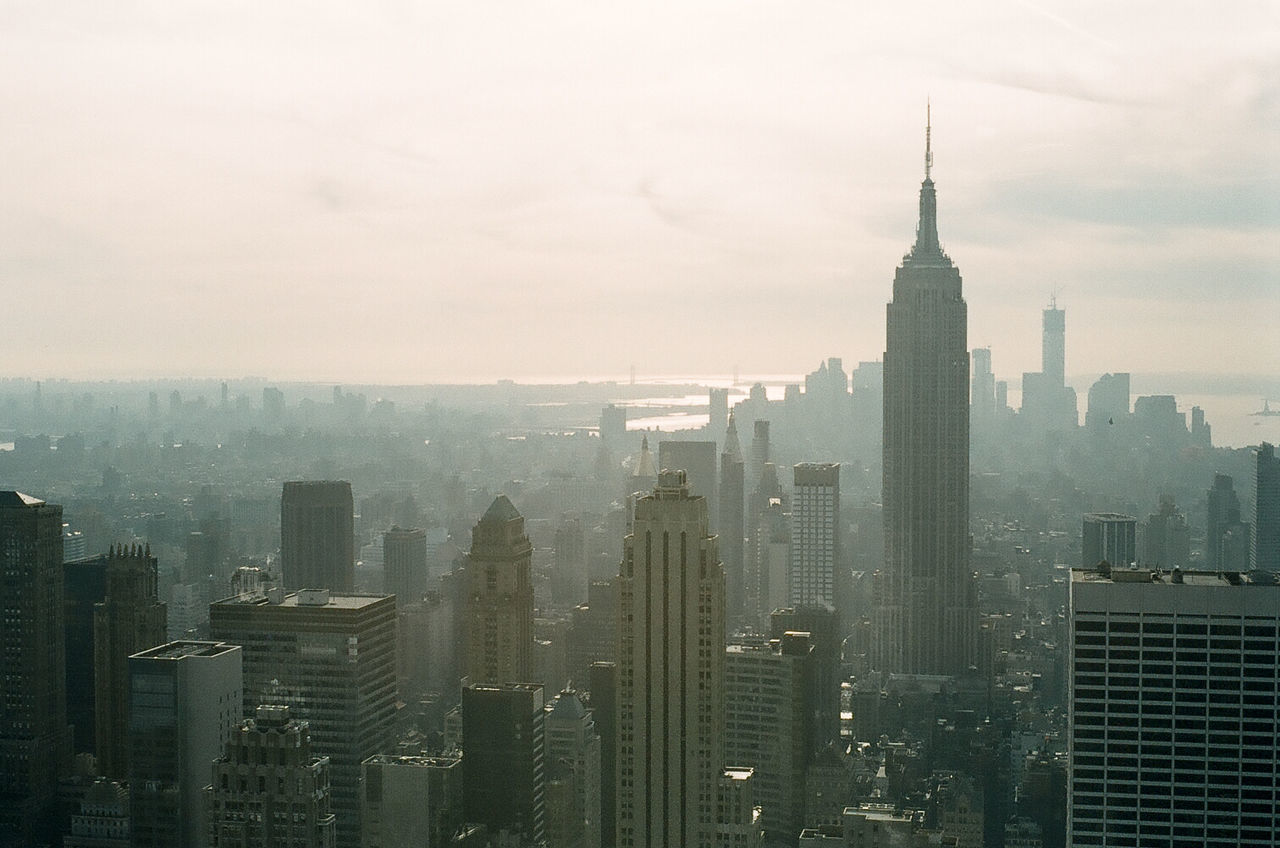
[925, 99, 933, 179]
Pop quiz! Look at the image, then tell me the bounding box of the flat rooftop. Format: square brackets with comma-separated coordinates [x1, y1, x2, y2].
[213, 590, 392, 610]
[1072, 567, 1275, 587]
[363, 754, 461, 768]
[132, 640, 239, 660]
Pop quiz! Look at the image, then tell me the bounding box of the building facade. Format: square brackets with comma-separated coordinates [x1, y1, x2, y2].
[383, 526, 428, 605]
[280, 481, 355, 592]
[209, 589, 398, 847]
[462, 682, 547, 844]
[876, 119, 977, 675]
[94, 542, 168, 779]
[658, 440, 719, 523]
[206, 704, 336, 848]
[360, 754, 462, 848]
[1081, 513, 1137, 569]
[1142, 496, 1190, 569]
[128, 641, 242, 848]
[64, 553, 110, 759]
[465, 495, 534, 685]
[0, 491, 73, 846]
[724, 633, 814, 843]
[789, 463, 840, 608]
[1069, 566, 1280, 846]
[1253, 442, 1279, 571]
[544, 689, 602, 848]
[719, 415, 746, 627]
[617, 471, 726, 848]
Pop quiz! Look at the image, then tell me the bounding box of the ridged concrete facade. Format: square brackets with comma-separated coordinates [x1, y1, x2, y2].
[617, 471, 725, 848]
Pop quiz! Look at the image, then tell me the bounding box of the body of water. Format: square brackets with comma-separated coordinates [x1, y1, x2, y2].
[617, 376, 1278, 450]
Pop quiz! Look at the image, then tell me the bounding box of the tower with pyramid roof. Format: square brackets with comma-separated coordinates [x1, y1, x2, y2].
[465, 495, 534, 684]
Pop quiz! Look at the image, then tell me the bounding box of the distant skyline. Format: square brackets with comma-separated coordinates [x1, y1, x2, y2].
[3, 2, 1276, 384]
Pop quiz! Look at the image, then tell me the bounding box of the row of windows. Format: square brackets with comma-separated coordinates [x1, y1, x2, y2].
[1075, 620, 1277, 636]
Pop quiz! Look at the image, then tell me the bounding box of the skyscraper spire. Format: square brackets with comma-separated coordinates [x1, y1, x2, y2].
[723, 412, 742, 463]
[908, 102, 947, 265]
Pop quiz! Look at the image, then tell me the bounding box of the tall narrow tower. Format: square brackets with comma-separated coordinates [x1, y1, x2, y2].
[1042, 298, 1066, 386]
[876, 111, 977, 675]
[617, 471, 725, 848]
[466, 495, 534, 685]
[94, 542, 168, 779]
[789, 463, 840, 608]
[0, 492, 72, 845]
[719, 414, 746, 625]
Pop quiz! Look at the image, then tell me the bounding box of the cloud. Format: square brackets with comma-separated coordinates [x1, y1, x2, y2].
[0, 1, 1274, 383]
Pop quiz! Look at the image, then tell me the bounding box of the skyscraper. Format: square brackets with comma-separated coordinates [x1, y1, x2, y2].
[382, 525, 428, 604]
[708, 387, 729, 441]
[462, 682, 547, 845]
[589, 661, 619, 848]
[465, 494, 534, 685]
[658, 440, 718, 523]
[724, 632, 815, 844]
[970, 347, 995, 425]
[719, 414, 746, 625]
[205, 704, 336, 848]
[544, 688, 602, 848]
[617, 471, 725, 848]
[94, 542, 168, 779]
[1206, 473, 1249, 571]
[771, 606, 842, 748]
[209, 589, 398, 847]
[1252, 442, 1279, 571]
[128, 641, 243, 848]
[1020, 299, 1078, 433]
[1068, 565, 1280, 846]
[876, 114, 977, 675]
[746, 467, 789, 628]
[749, 420, 770, 490]
[553, 515, 588, 609]
[64, 552, 110, 758]
[1084, 372, 1130, 431]
[1141, 496, 1190, 569]
[280, 481, 355, 592]
[360, 753, 462, 848]
[0, 491, 73, 846]
[1081, 513, 1137, 569]
[790, 463, 840, 608]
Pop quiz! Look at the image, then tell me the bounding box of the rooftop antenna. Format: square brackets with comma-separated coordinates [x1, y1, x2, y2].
[925, 98, 933, 180]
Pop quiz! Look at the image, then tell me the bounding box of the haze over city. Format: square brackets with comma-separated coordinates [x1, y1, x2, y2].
[3, 1, 1276, 382]
[4, 5, 1280, 848]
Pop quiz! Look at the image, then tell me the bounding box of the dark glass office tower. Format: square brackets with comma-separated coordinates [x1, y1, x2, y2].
[0, 491, 72, 846]
[280, 481, 354, 592]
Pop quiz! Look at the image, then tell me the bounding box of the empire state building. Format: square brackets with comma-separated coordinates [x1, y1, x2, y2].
[875, 114, 977, 675]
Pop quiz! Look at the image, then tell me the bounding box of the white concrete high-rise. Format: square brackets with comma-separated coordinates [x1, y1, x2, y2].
[617, 471, 725, 848]
[1069, 566, 1280, 846]
[128, 641, 243, 848]
[1081, 513, 1137, 568]
[789, 463, 840, 608]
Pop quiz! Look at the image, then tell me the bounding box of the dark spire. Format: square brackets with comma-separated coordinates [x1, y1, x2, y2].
[907, 102, 949, 266]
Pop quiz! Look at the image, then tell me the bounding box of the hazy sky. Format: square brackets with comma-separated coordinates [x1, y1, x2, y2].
[3, 1, 1277, 385]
